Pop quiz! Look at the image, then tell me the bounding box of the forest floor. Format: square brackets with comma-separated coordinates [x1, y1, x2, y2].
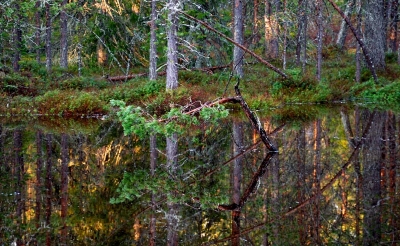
[1, 49, 400, 119]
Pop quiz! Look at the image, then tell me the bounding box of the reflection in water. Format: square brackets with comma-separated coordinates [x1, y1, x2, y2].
[0, 107, 400, 245]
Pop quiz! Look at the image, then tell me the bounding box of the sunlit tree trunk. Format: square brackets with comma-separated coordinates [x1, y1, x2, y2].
[315, 0, 323, 81]
[296, 0, 308, 72]
[336, 0, 355, 48]
[45, 0, 52, 72]
[265, 0, 280, 59]
[166, 133, 178, 246]
[149, 134, 157, 246]
[233, 0, 244, 77]
[166, 0, 179, 90]
[231, 121, 243, 246]
[365, 0, 386, 69]
[60, 134, 69, 245]
[60, 0, 68, 69]
[149, 0, 157, 81]
[13, 3, 22, 72]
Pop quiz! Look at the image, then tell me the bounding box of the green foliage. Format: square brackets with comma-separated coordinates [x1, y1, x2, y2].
[360, 80, 400, 106]
[111, 99, 229, 138]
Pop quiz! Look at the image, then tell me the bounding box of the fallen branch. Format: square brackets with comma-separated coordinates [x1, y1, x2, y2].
[179, 11, 289, 79]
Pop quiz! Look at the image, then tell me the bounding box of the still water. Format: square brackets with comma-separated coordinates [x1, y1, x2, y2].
[0, 105, 399, 245]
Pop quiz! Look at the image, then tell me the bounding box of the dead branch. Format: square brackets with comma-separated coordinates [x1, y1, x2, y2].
[178, 10, 289, 79]
[326, 0, 378, 83]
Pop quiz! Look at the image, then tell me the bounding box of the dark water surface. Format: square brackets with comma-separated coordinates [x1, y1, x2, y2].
[1, 106, 399, 245]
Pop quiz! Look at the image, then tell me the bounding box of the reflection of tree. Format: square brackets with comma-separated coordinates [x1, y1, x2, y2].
[231, 121, 243, 246]
[166, 133, 179, 246]
[14, 128, 24, 246]
[362, 111, 384, 245]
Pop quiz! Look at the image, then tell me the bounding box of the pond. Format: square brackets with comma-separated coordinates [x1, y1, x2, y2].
[0, 105, 399, 245]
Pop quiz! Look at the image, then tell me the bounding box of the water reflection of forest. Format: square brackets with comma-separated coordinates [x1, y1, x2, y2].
[0, 107, 399, 245]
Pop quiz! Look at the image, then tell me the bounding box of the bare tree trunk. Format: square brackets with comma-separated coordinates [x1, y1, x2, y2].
[234, 0, 245, 77]
[231, 121, 243, 246]
[149, 0, 157, 81]
[365, 0, 386, 69]
[315, 0, 323, 81]
[60, 134, 69, 245]
[35, 1, 42, 64]
[336, 0, 355, 48]
[166, 0, 179, 90]
[253, 0, 260, 45]
[149, 134, 157, 246]
[296, 0, 308, 72]
[60, 0, 68, 69]
[45, 0, 52, 72]
[13, 3, 22, 72]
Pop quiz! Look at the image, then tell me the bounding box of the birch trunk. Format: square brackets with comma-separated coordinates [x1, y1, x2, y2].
[336, 0, 355, 48]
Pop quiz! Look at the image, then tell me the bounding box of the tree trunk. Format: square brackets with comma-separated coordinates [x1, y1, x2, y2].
[265, 0, 280, 59]
[45, 0, 52, 72]
[355, 0, 362, 82]
[336, 0, 355, 48]
[13, 3, 22, 72]
[233, 0, 245, 77]
[315, 0, 323, 81]
[166, 0, 179, 90]
[35, 0, 42, 63]
[296, 0, 308, 72]
[149, 0, 158, 81]
[365, 0, 386, 69]
[60, 0, 68, 69]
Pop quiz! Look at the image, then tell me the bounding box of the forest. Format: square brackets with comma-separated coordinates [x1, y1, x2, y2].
[1, 0, 400, 245]
[0, 0, 400, 116]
